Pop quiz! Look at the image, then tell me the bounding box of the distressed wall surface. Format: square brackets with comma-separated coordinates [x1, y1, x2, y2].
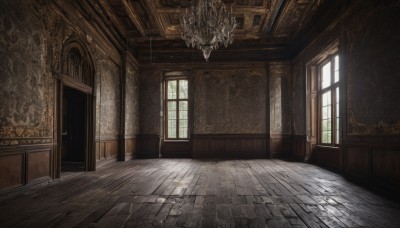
[98, 59, 120, 137]
[139, 70, 161, 135]
[291, 63, 306, 135]
[0, 0, 52, 145]
[0, 0, 140, 188]
[194, 69, 267, 134]
[125, 61, 139, 137]
[346, 1, 400, 135]
[268, 63, 292, 135]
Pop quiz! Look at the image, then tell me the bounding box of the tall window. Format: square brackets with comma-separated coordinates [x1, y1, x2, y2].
[165, 78, 189, 139]
[319, 55, 340, 145]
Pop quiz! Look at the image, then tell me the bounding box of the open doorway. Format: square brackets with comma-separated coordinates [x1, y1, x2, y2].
[61, 86, 86, 172]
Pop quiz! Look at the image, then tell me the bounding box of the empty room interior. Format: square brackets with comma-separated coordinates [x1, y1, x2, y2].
[1, 0, 400, 227]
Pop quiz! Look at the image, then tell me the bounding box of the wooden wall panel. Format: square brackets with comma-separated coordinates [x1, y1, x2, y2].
[162, 141, 191, 158]
[125, 137, 137, 160]
[292, 135, 307, 161]
[269, 134, 292, 158]
[0, 153, 23, 189]
[344, 147, 370, 176]
[0, 144, 53, 191]
[192, 134, 267, 158]
[371, 149, 400, 185]
[136, 134, 160, 158]
[96, 139, 119, 166]
[27, 151, 51, 182]
[313, 147, 340, 170]
[106, 140, 118, 158]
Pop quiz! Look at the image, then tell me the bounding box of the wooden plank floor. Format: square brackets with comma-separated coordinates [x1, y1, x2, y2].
[1, 159, 400, 227]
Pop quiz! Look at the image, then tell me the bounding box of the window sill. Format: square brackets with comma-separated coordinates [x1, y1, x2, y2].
[164, 140, 190, 143]
[316, 145, 340, 150]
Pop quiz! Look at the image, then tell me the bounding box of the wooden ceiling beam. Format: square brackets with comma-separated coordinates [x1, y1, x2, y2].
[121, 0, 147, 37]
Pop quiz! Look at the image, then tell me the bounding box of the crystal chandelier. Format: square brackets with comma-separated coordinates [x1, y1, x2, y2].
[181, 0, 237, 61]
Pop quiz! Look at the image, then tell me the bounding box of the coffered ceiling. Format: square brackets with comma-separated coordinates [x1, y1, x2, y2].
[103, 0, 346, 63]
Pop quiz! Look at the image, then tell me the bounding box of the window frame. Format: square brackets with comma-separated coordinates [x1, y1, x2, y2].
[317, 54, 340, 147]
[164, 77, 190, 141]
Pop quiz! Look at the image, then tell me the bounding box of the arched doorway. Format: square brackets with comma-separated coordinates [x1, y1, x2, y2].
[56, 39, 95, 175]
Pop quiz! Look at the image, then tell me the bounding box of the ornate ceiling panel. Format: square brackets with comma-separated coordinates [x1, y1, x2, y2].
[102, 0, 344, 62]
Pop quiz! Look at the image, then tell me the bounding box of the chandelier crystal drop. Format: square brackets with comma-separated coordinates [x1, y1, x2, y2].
[180, 0, 237, 61]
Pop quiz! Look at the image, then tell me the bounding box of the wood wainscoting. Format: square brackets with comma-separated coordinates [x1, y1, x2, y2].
[292, 135, 307, 161]
[162, 141, 192, 158]
[192, 134, 267, 159]
[269, 134, 292, 158]
[343, 136, 400, 191]
[136, 134, 160, 158]
[312, 146, 340, 170]
[124, 135, 137, 161]
[0, 143, 53, 190]
[96, 136, 119, 167]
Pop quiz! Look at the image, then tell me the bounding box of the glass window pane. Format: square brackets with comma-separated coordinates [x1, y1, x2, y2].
[167, 80, 177, 99]
[168, 120, 176, 138]
[168, 101, 176, 111]
[322, 62, 331, 89]
[179, 120, 188, 138]
[335, 55, 339, 71]
[327, 131, 332, 143]
[322, 91, 331, 106]
[179, 80, 188, 99]
[327, 119, 331, 131]
[334, 71, 339, 83]
[336, 87, 339, 101]
[322, 107, 328, 119]
[179, 111, 188, 120]
[322, 120, 328, 132]
[336, 117, 340, 144]
[334, 55, 339, 83]
[322, 132, 328, 144]
[168, 111, 176, 120]
[336, 128, 340, 144]
[179, 101, 188, 111]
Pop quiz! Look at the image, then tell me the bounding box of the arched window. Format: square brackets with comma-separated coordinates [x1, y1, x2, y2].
[67, 48, 82, 80]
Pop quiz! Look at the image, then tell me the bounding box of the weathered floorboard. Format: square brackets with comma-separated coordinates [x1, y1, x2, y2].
[0, 159, 399, 227]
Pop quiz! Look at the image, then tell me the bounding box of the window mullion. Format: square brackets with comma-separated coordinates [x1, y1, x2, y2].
[176, 80, 180, 138]
[331, 59, 335, 146]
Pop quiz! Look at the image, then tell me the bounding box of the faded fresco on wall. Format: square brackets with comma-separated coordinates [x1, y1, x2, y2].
[139, 70, 160, 135]
[125, 62, 139, 136]
[0, 0, 53, 145]
[269, 63, 292, 135]
[347, 2, 400, 135]
[98, 59, 120, 137]
[194, 69, 267, 134]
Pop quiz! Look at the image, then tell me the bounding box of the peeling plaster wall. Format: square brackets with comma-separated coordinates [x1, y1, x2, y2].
[194, 68, 267, 134]
[98, 59, 120, 137]
[0, 0, 52, 145]
[269, 63, 292, 135]
[125, 62, 139, 136]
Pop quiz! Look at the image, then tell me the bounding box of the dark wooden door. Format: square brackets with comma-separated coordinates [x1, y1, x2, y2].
[62, 86, 86, 168]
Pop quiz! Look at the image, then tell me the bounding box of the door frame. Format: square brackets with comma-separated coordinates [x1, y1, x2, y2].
[56, 38, 96, 178]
